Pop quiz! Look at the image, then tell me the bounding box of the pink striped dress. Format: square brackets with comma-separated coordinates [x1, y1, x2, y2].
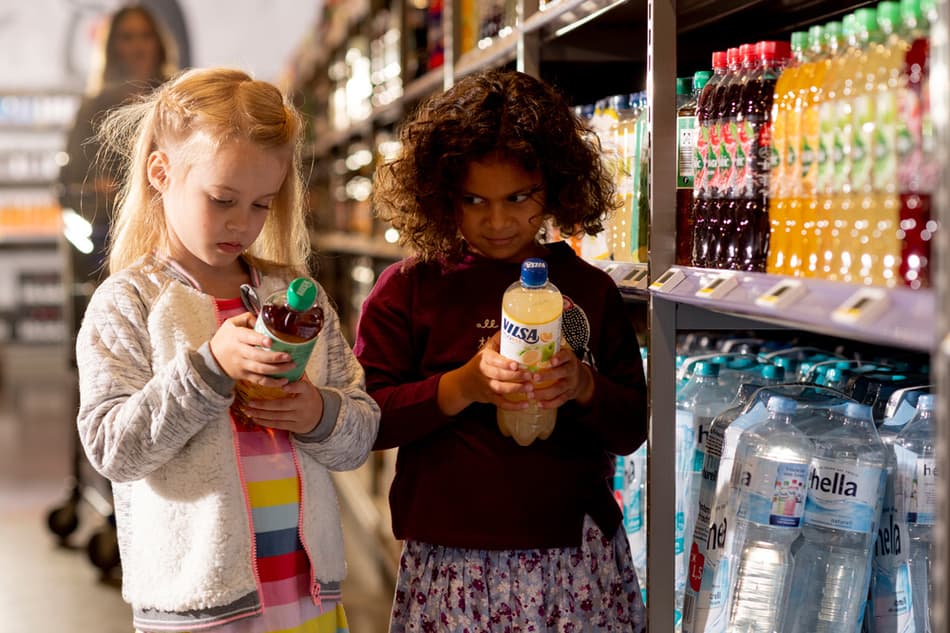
[197, 297, 349, 633]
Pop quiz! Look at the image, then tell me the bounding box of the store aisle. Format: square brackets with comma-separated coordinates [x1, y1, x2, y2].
[0, 344, 393, 633]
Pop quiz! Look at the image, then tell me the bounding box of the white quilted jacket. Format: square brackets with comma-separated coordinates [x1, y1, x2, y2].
[75, 254, 379, 629]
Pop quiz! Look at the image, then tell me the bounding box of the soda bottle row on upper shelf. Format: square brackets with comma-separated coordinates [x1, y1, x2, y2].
[681, 0, 936, 289]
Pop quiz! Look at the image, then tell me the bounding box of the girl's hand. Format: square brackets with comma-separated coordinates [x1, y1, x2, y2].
[209, 312, 296, 387]
[437, 331, 534, 416]
[243, 376, 325, 435]
[530, 345, 595, 409]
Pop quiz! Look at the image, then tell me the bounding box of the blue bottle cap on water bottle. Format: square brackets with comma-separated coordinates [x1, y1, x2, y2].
[287, 277, 317, 312]
[695, 361, 720, 377]
[521, 258, 548, 288]
[761, 364, 785, 381]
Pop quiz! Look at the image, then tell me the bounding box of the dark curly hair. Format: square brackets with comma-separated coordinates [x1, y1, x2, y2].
[373, 69, 618, 263]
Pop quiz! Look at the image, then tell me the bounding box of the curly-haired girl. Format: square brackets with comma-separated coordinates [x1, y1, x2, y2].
[354, 69, 647, 632]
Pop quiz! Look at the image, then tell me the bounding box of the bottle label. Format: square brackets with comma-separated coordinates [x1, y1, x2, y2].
[803, 457, 886, 533]
[873, 90, 898, 192]
[851, 94, 874, 191]
[894, 444, 937, 526]
[736, 458, 807, 528]
[677, 115, 698, 188]
[253, 317, 317, 381]
[896, 86, 922, 193]
[499, 309, 561, 370]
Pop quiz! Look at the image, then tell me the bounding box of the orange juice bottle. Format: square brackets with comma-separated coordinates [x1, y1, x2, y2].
[870, 1, 911, 287]
[498, 258, 562, 446]
[801, 25, 831, 277]
[823, 13, 861, 281]
[765, 32, 806, 275]
[848, 8, 884, 285]
[814, 21, 844, 279]
[781, 32, 811, 275]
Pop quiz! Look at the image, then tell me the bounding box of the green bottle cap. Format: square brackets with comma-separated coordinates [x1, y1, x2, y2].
[791, 31, 807, 52]
[287, 277, 317, 312]
[808, 25, 823, 51]
[693, 70, 712, 91]
[676, 77, 692, 96]
[902, 0, 924, 24]
[855, 8, 880, 35]
[877, 1, 902, 32]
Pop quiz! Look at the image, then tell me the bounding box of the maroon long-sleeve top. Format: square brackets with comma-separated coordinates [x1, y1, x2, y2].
[353, 242, 648, 550]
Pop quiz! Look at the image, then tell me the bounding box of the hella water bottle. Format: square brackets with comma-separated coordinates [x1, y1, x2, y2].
[498, 258, 562, 446]
[894, 393, 937, 633]
[726, 395, 813, 633]
[783, 402, 888, 633]
[624, 442, 648, 605]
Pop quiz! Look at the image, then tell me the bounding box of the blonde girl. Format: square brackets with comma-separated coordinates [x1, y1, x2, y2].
[76, 67, 379, 633]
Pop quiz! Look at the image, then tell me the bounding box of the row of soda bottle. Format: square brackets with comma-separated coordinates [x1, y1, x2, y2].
[676, 0, 937, 289]
[615, 336, 936, 632]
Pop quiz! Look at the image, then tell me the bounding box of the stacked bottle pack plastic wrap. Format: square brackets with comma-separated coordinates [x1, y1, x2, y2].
[614, 333, 934, 632]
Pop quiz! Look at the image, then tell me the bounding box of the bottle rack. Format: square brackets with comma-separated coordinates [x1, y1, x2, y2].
[286, 0, 949, 629]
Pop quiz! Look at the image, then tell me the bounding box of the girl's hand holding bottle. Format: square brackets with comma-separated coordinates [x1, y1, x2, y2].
[437, 332, 595, 415]
[241, 375, 325, 434]
[529, 345, 595, 409]
[210, 312, 325, 433]
[210, 312, 296, 387]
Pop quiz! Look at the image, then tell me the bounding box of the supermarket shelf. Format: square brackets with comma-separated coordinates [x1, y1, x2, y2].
[454, 32, 519, 79]
[525, 0, 637, 41]
[649, 266, 935, 352]
[589, 259, 649, 301]
[307, 120, 373, 159]
[401, 69, 445, 104]
[311, 230, 405, 260]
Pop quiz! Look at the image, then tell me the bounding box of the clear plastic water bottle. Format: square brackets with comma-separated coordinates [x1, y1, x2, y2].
[676, 361, 734, 625]
[726, 395, 813, 632]
[497, 258, 562, 446]
[623, 442, 648, 605]
[783, 402, 888, 633]
[894, 393, 937, 633]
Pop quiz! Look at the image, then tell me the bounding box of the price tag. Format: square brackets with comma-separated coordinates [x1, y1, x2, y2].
[831, 287, 890, 326]
[755, 279, 807, 309]
[649, 268, 686, 292]
[619, 265, 649, 290]
[694, 273, 738, 299]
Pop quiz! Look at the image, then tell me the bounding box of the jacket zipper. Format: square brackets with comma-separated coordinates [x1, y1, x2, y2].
[290, 443, 322, 608]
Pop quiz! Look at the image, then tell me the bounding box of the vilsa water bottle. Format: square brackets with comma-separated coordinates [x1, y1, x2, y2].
[497, 258, 562, 446]
[232, 277, 325, 425]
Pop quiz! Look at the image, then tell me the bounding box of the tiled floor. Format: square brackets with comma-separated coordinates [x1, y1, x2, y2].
[0, 343, 393, 633]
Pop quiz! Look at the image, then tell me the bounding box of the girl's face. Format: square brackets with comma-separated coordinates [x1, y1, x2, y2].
[458, 156, 547, 263]
[148, 135, 289, 286]
[112, 11, 162, 81]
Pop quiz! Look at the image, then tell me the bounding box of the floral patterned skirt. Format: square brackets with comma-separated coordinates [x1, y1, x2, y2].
[389, 515, 646, 632]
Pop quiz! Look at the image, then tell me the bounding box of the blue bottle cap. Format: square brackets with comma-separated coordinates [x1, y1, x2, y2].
[521, 258, 548, 288]
[762, 365, 785, 381]
[287, 277, 317, 311]
[695, 361, 720, 377]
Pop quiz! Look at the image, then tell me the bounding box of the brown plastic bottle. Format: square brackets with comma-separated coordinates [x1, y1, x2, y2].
[731, 40, 792, 271]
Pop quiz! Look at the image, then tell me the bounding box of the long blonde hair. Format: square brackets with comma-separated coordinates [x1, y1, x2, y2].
[100, 67, 310, 276]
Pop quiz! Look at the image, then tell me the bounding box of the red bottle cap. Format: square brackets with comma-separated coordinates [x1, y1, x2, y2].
[711, 50, 727, 69]
[739, 43, 755, 64]
[726, 47, 741, 66]
[756, 40, 792, 62]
